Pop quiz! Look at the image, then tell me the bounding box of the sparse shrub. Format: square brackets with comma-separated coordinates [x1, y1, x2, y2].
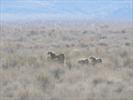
[80, 43, 88, 48]
[51, 68, 64, 79]
[19, 90, 29, 100]
[98, 43, 108, 46]
[100, 36, 107, 39]
[92, 78, 104, 86]
[92, 78, 113, 86]
[82, 30, 88, 34]
[53, 69, 60, 79]
[125, 42, 130, 46]
[2, 63, 9, 69]
[27, 56, 38, 66]
[48, 32, 52, 37]
[29, 30, 37, 35]
[2, 58, 18, 69]
[65, 44, 70, 48]
[4, 47, 14, 54]
[115, 86, 123, 93]
[37, 73, 49, 91]
[119, 51, 128, 58]
[62, 36, 71, 41]
[123, 57, 132, 67]
[66, 61, 72, 70]
[51, 29, 55, 33]
[121, 30, 126, 33]
[71, 43, 75, 47]
[51, 97, 59, 100]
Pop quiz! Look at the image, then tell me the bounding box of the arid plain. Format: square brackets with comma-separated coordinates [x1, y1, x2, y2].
[0, 22, 133, 100]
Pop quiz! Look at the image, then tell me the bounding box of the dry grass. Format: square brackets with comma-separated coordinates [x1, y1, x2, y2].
[0, 22, 133, 100]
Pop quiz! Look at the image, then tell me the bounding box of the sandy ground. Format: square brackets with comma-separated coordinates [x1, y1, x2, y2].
[0, 22, 133, 100]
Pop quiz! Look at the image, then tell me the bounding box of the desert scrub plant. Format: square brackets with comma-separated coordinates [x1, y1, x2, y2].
[66, 60, 72, 70]
[123, 57, 132, 68]
[36, 72, 50, 92]
[50, 68, 65, 80]
[2, 51, 45, 69]
[26, 56, 39, 67]
[1, 54, 18, 69]
[98, 42, 108, 47]
[28, 30, 37, 36]
[125, 42, 130, 46]
[2, 59, 18, 69]
[121, 30, 126, 33]
[79, 43, 89, 48]
[16, 55, 42, 68]
[17, 87, 44, 100]
[2, 47, 14, 54]
[92, 78, 113, 87]
[119, 50, 128, 58]
[82, 30, 88, 34]
[18, 90, 29, 100]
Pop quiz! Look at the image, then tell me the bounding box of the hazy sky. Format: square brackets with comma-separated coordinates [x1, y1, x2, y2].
[1, 0, 133, 22]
